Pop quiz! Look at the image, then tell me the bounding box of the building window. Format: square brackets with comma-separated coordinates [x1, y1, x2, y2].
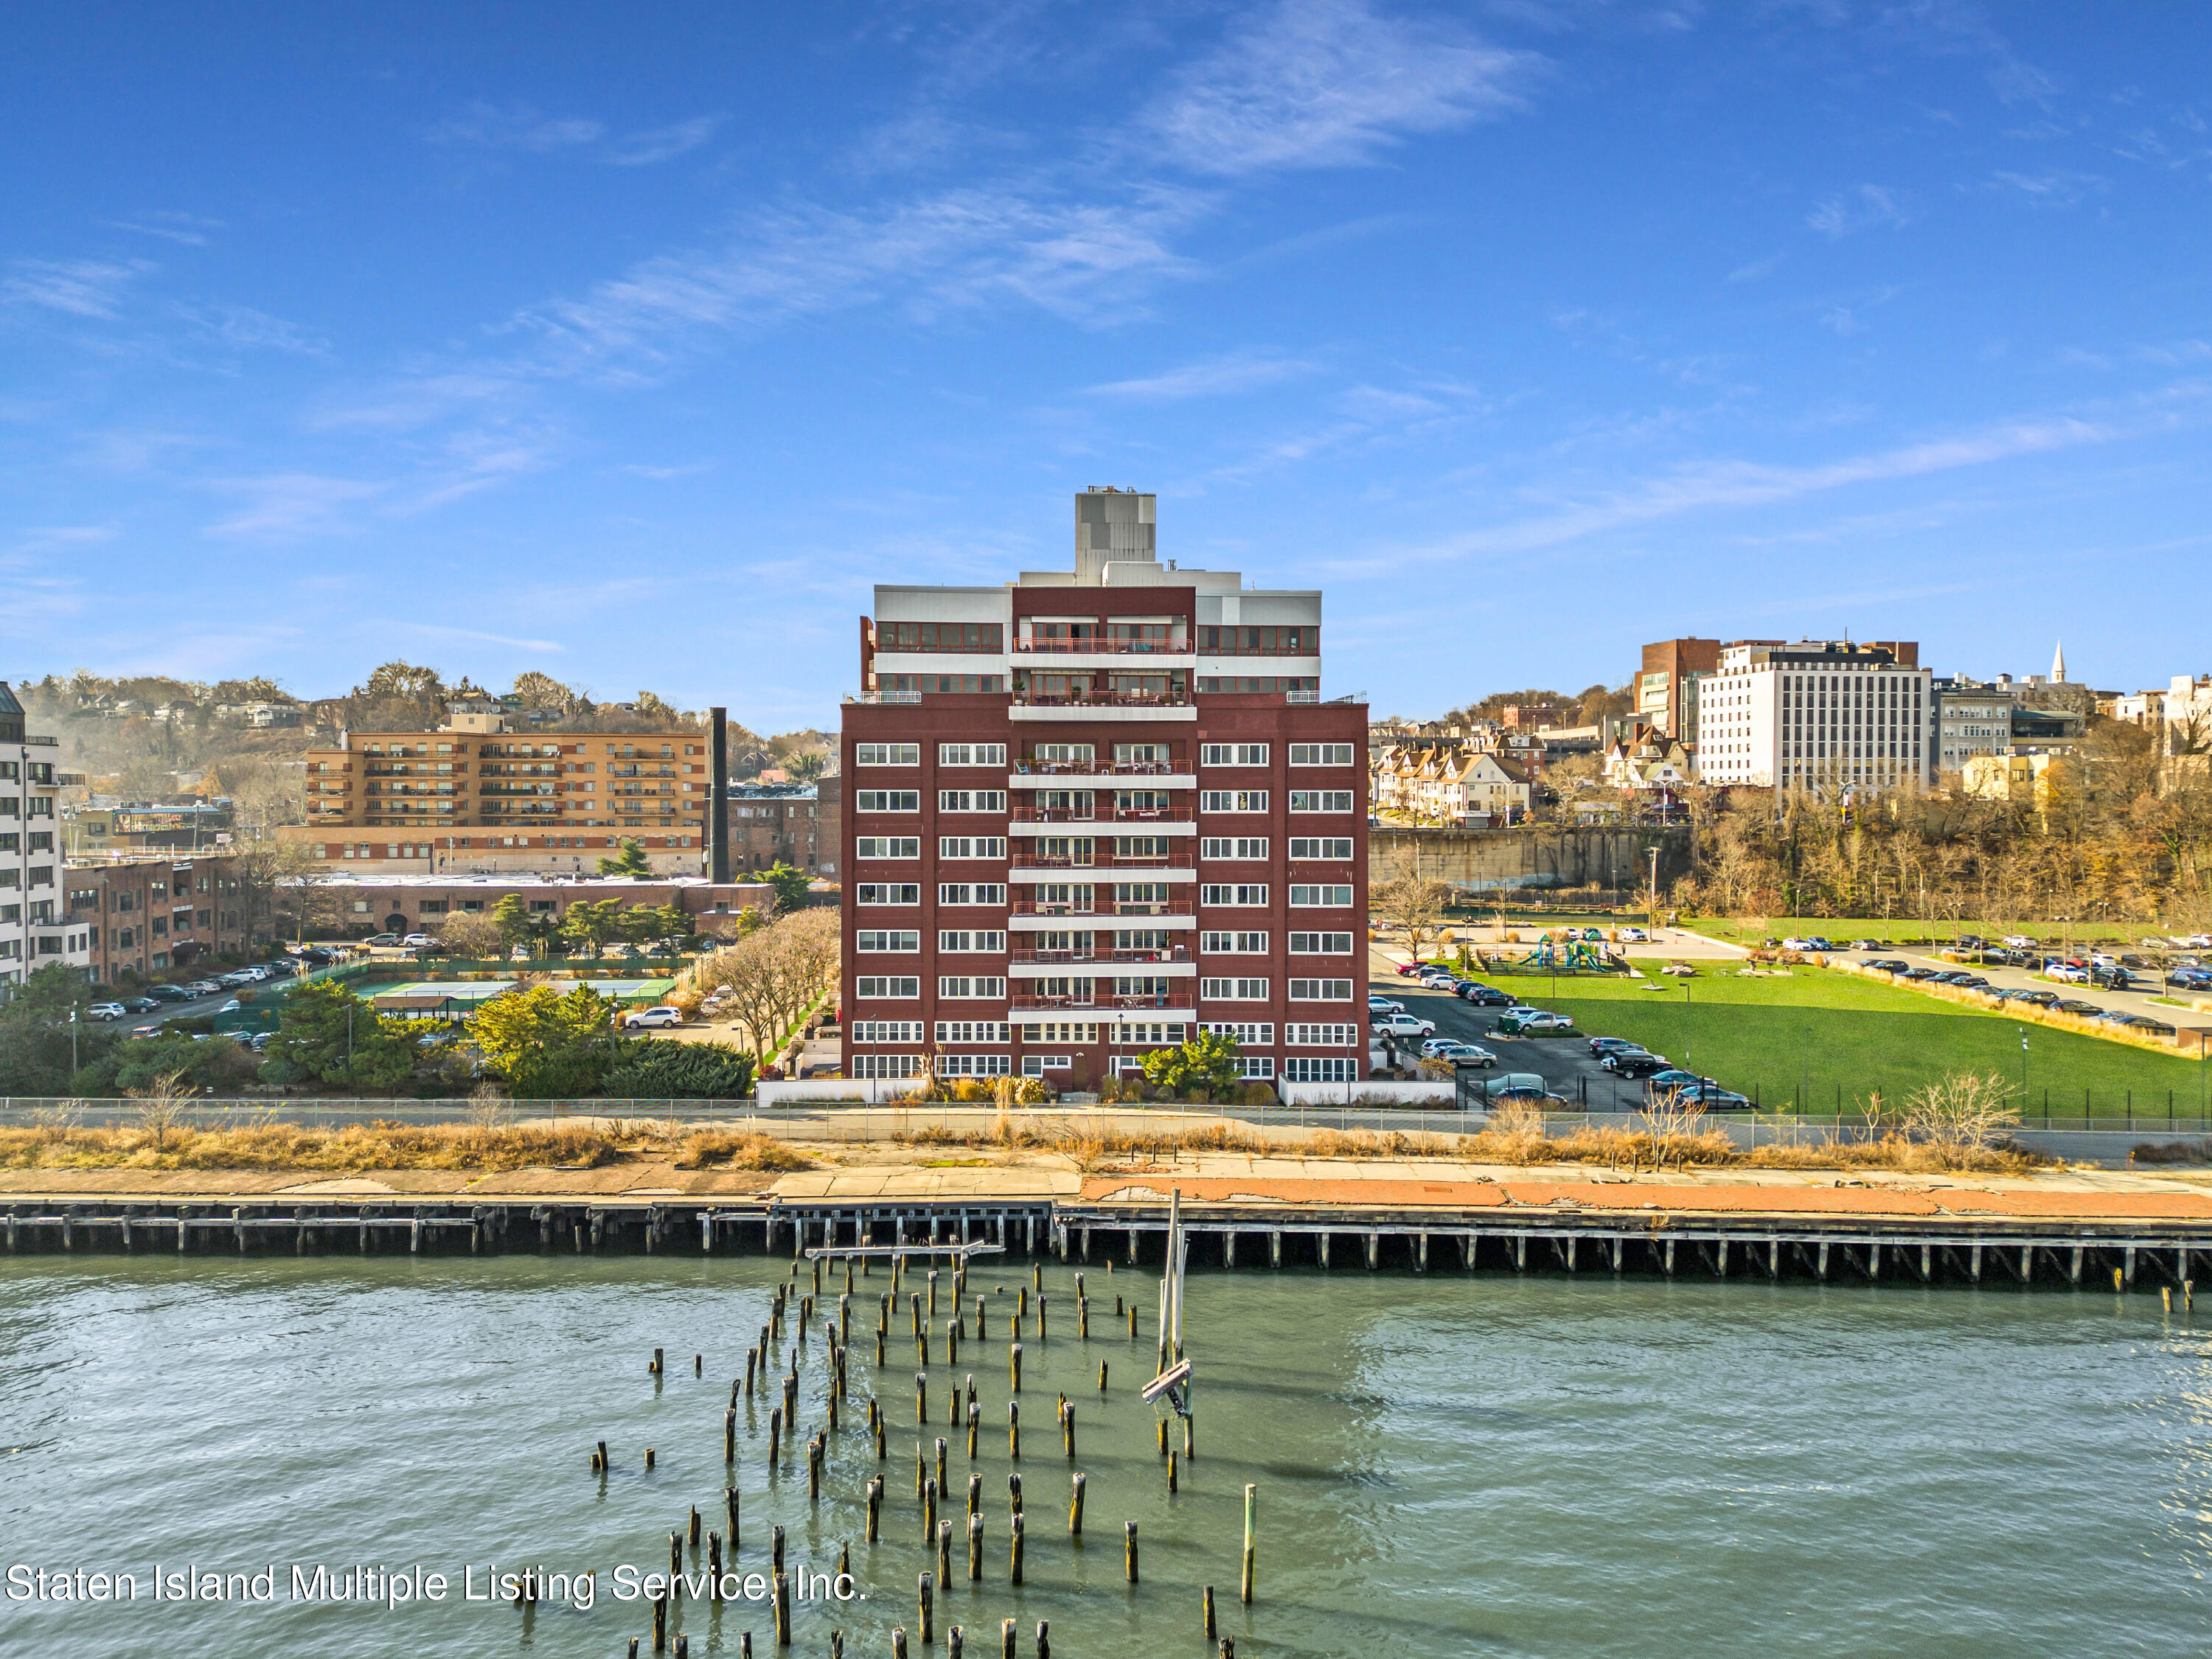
[1200, 978, 1268, 1000]
[851, 1020, 926, 1043]
[1200, 744, 1269, 766]
[938, 976, 1006, 998]
[854, 976, 921, 999]
[933, 1053, 1011, 1077]
[1289, 933, 1354, 953]
[1289, 979, 1354, 1001]
[856, 837, 922, 858]
[855, 744, 921, 765]
[854, 791, 921, 812]
[1289, 744, 1355, 765]
[1283, 1057, 1358, 1082]
[1288, 885, 1354, 906]
[1287, 838, 1354, 859]
[851, 1054, 921, 1078]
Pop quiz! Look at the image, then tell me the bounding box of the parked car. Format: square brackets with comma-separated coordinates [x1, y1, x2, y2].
[2168, 967, 2212, 990]
[1860, 959, 1910, 973]
[364, 933, 401, 947]
[401, 932, 435, 947]
[2090, 967, 2137, 990]
[2055, 999, 2104, 1017]
[1495, 1009, 1574, 1034]
[1374, 1012, 1437, 1040]
[1419, 1037, 1471, 1058]
[1602, 1049, 1674, 1077]
[1848, 938, 1883, 950]
[1645, 1074, 1750, 1110]
[1478, 1071, 1557, 1104]
[145, 984, 192, 1002]
[1618, 927, 1649, 943]
[1645, 1068, 1715, 1092]
[217, 998, 243, 1014]
[622, 1006, 685, 1030]
[1394, 961, 1430, 976]
[123, 997, 161, 1015]
[1457, 984, 1513, 1006]
[2118, 1017, 2178, 1037]
[1587, 1037, 1644, 1058]
[2046, 961, 2091, 984]
[86, 1001, 127, 1020]
[2001, 934, 2039, 950]
[1368, 997, 1405, 1015]
[2007, 989, 2059, 1007]
[1900, 967, 1941, 981]
[128, 1023, 162, 1038]
[1447, 1045, 1498, 1069]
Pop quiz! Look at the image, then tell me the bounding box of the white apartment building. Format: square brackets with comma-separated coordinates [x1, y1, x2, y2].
[1694, 641, 1931, 794]
[0, 681, 89, 987]
[1933, 678, 2014, 776]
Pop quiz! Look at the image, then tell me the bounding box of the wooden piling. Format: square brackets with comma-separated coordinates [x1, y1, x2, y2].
[1008, 1400, 1020, 1460]
[1185, 1416, 1194, 1459]
[937, 1517, 953, 1588]
[1124, 1520, 1138, 1582]
[645, 1447, 656, 1470]
[1240, 1484, 1255, 1603]
[2165, 1285, 2174, 1312]
[2115, 1266, 2126, 1292]
[925, 1476, 939, 1543]
[967, 1512, 983, 1581]
[1078, 1297, 1088, 1339]
[1098, 1360, 1107, 1393]
[1010, 1513, 1024, 1585]
[726, 1410, 737, 1463]
[1001, 1618, 1017, 1659]
[653, 1590, 669, 1650]
[1157, 1418, 1168, 1457]
[866, 1476, 883, 1543]
[726, 1485, 740, 1553]
[1204, 1585, 1217, 1639]
[690, 1505, 702, 1545]
[652, 1347, 664, 1374]
[772, 1524, 786, 1576]
[1068, 1472, 1085, 1537]
[1037, 1297, 1047, 1342]
[1010, 1342, 1023, 1394]
[810, 1435, 823, 1501]
[919, 1571, 934, 1646]
[967, 1403, 978, 1460]
[2188, 1279, 2197, 1312]
[1168, 1450, 1178, 1492]
[773, 1571, 790, 1646]
[947, 1627, 962, 1659]
[770, 1408, 782, 1463]
[1062, 1402, 1074, 1460]
[968, 1472, 982, 1516]
[917, 1371, 928, 1424]
[1034, 1621, 1048, 1659]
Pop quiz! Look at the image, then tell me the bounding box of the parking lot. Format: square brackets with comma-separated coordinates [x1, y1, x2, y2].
[1367, 946, 1666, 1110]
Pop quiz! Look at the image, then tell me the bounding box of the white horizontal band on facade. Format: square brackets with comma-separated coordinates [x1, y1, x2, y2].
[1006, 773, 1198, 791]
[1004, 865, 1197, 884]
[1006, 913, 1196, 931]
[1009, 706, 1200, 723]
[1005, 961, 1198, 979]
[1005, 820, 1197, 837]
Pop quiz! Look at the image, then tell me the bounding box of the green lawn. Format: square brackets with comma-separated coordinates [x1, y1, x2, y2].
[1470, 959, 2211, 1120]
[1675, 917, 2154, 949]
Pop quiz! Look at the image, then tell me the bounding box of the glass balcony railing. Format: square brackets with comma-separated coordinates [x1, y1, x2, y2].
[1013, 638, 1189, 655]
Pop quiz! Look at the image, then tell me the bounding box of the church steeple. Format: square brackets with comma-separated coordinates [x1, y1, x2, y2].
[2051, 640, 2067, 683]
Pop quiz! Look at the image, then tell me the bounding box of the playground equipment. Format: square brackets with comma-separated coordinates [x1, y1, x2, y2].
[1519, 933, 1613, 972]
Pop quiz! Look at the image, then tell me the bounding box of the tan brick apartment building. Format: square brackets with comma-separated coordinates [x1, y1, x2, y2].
[276, 729, 713, 874]
[840, 490, 1367, 1091]
[65, 855, 254, 981]
[318, 874, 776, 939]
[732, 778, 841, 876]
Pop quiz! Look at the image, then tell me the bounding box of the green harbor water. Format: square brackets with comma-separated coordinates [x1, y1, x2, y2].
[1, 1253, 2207, 1657]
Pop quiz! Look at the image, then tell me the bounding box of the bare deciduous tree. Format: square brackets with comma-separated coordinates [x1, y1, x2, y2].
[1371, 855, 1453, 961]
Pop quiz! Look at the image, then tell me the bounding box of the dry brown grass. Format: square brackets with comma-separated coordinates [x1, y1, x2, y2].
[0, 1120, 819, 1174]
[0, 1120, 630, 1172]
[672, 1131, 818, 1172]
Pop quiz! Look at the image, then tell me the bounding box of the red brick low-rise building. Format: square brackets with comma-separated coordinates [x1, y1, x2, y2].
[66, 855, 253, 981]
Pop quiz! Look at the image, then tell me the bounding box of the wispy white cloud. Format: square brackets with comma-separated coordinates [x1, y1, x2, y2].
[605, 116, 725, 166]
[431, 101, 723, 166]
[402, 622, 563, 653]
[431, 102, 605, 153]
[1806, 184, 1910, 240]
[108, 212, 225, 247]
[1357, 410, 2138, 569]
[1088, 351, 1315, 400]
[178, 303, 329, 355]
[7, 524, 117, 558]
[1143, 0, 1534, 175]
[1726, 253, 1784, 283]
[512, 183, 1207, 379]
[1988, 168, 2107, 207]
[205, 473, 384, 538]
[622, 462, 716, 479]
[1, 258, 154, 319]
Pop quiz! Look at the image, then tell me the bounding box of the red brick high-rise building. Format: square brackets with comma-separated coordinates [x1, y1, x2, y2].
[838, 489, 1368, 1091]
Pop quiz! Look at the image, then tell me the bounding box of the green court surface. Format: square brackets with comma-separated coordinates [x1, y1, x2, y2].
[1478, 959, 2211, 1119]
[368, 978, 675, 1011]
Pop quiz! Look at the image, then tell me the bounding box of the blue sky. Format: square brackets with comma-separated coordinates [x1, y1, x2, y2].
[4, 1, 2208, 727]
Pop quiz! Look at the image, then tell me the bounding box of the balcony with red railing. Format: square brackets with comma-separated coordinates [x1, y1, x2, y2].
[1009, 689, 1190, 710]
[1006, 945, 1192, 965]
[1009, 899, 1194, 918]
[1009, 850, 1195, 871]
[1006, 990, 1198, 1012]
[1010, 759, 1186, 778]
[1013, 637, 1190, 655]
[1009, 806, 1193, 825]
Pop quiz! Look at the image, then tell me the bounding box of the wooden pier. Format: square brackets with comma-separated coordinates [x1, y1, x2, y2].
[3, 1193, 2209, 1292]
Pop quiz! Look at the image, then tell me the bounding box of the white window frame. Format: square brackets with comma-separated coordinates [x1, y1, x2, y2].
[855, 743, 921, 766]
[1289, 790, 1355, 813]
[1283, 1057, 1358, 1083]
[857, 883, 921, 905]
[854, 790, 921, 812]
[939, 742, 1008, 767]
[937, 930, 1007, 953]
[939, 835, 1008, 859]
[939, 789, 1008, 813]
[934, 1020, 1012, 1044]
[856, 930, 922, 952]
[1289, 884, 1354, 906]
[856, 836, 921, 858]
[933, 1053, 1011, 1077]
[1201, 977, 1269, 1001]
[1289, 978, 1354, 1001]
[1288, 838, 1354, 860]
[1289, 743, 1355, 766]
[1200, 743, 1269, 766]
[1286, 1023, 1360, 1047]
[1200, 1021, 1275, 1044]
[938, 975, 1008, 999]
[854, 976, 921, 999]
[851, 1054, 922, 1078]
[851, 1020, 925, 1043]
[1200, 790, 1269, 813]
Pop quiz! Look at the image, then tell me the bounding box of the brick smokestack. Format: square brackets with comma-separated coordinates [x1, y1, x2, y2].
[709, 706, 730, 884]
